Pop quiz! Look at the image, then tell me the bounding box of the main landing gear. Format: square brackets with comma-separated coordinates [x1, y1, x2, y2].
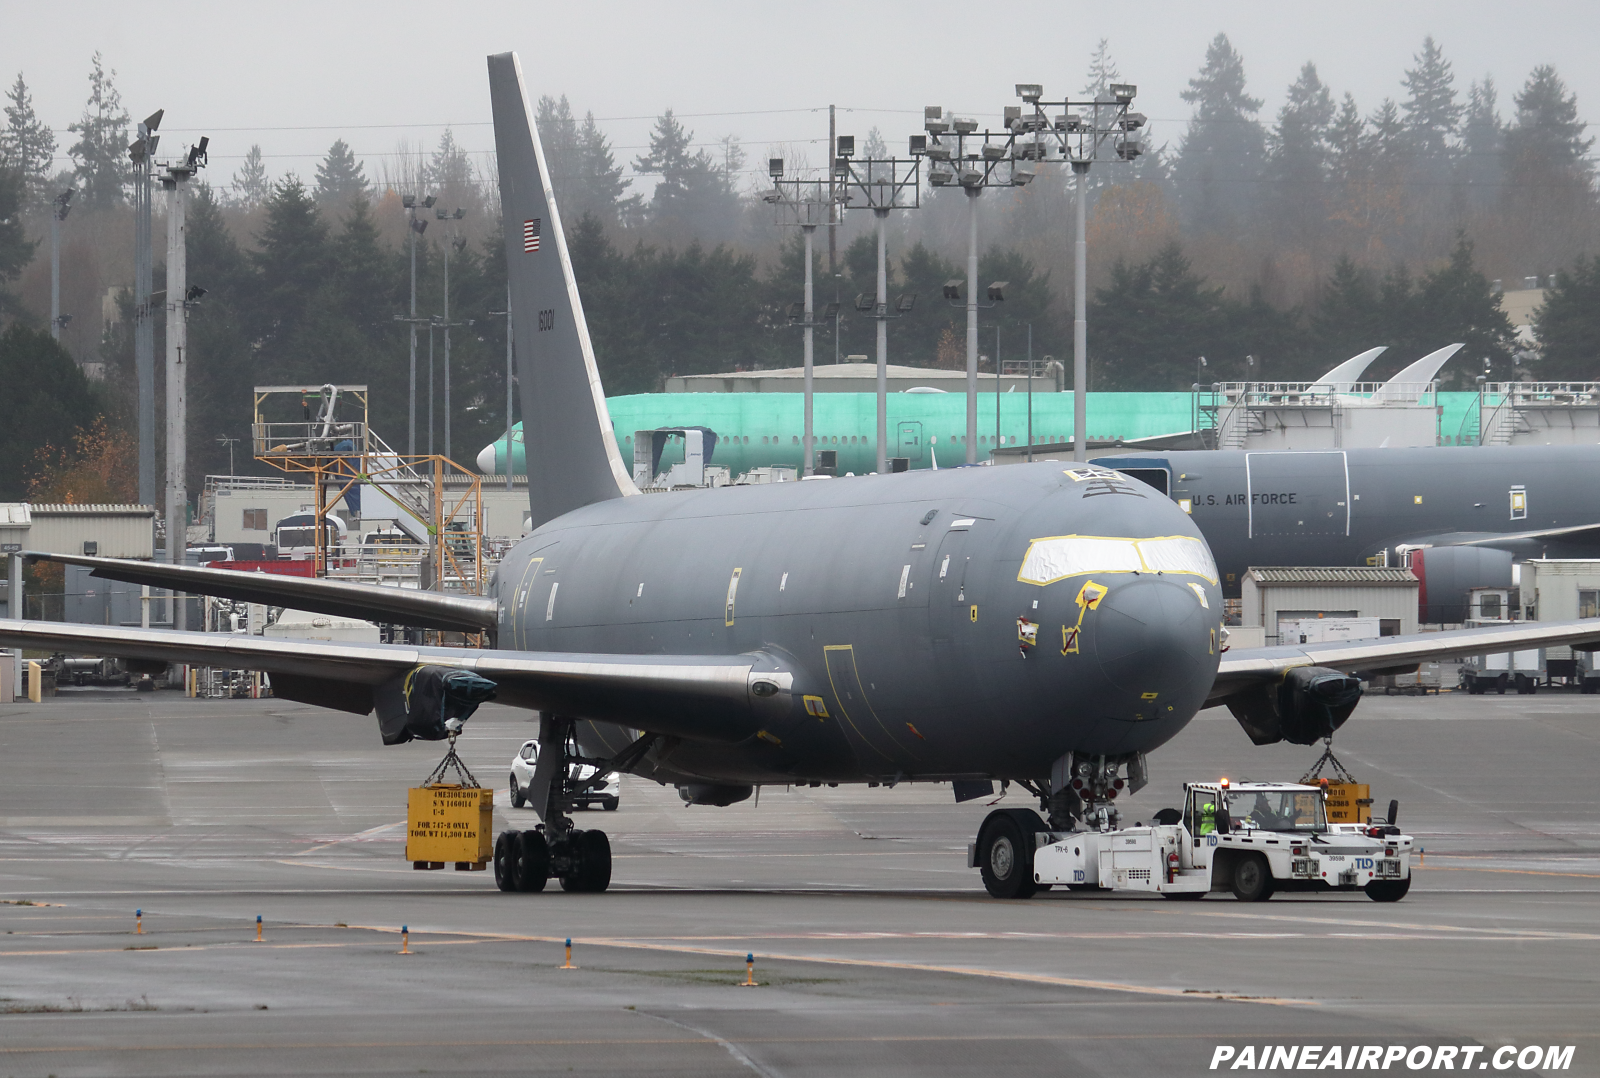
[494, 716, 653, 896]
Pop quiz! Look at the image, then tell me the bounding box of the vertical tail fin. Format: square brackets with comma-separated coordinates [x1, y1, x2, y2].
[487, 52, 637, 529]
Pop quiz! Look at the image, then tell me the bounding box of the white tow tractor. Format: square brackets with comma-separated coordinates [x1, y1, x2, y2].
[973, 780, 1413, 902]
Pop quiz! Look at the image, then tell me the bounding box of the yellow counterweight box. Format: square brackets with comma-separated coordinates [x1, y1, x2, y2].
[1322, 782, 1372, 824]
[406, 785, 493, 866]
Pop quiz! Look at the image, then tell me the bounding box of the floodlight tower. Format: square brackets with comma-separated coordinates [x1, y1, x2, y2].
[833, 137, 921, 473]
[48, 188, 74, 341]
[766, 162, 841, 475]
[403, 193, 436, 456]
[1013, 81, 1143, 460]
[158, 136, 209, 627]
[436, 207, 467, 463]
[127, 109, 163, 506]
[918, 106, 1039, 463]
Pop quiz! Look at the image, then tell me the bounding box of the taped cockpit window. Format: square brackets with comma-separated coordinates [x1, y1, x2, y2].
[1017, 534, 1217, 586]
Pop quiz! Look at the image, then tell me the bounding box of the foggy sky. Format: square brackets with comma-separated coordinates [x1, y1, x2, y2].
[4, 0, 1597, 196]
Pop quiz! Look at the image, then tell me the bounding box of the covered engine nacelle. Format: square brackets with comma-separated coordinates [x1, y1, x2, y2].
[1411, 546, 1514, 623]
[374, 665, 498, 744]
[676, 783, 753, 807]
[1225, 665, 1363, 746]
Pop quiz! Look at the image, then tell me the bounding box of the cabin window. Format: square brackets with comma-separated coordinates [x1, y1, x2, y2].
[242, 509, 267, 531]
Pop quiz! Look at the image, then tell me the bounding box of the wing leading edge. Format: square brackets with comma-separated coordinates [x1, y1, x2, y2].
[1209, 617, 1600, 705]
[0, 619, 790, 746]
[25, 553, 497, 633]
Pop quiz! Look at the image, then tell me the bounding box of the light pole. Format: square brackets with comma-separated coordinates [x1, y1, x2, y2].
[1012, 81, 1143, 460]
[159, 136, 209, 630]
[767, 163, 841, 476]
[436, 208, 466, 463]
[403, 193, 436, 457]
[48, 188, 73, 341]
[127, 109, 162, 506]
[918, 108, 1038, 463]
[834, 138, 920, 473]
[216, 434, 240, 475]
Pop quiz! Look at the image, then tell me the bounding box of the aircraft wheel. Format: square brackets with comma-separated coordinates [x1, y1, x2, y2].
[509, 776, 526, 809]
[493, 830, 518, 892]
[977, 811, 1038, 899]
[1230, 854, 1274, 902]
[514, 830, 549, 893]
[559, 830, 612, 893]
[1365, 877, 1411, 902]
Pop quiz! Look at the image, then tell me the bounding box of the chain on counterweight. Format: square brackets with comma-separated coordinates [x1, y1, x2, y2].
[1300, 738, 1358, 785]
[422, 734, 481, 788]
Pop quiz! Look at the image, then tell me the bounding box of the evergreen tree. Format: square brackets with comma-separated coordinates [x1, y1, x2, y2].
[0, 73, 56, 204]
[1264, 62, 1335, 242]
[66, 52, 131, 208]
[427, 127, 475, 201]
[634, 109, 738, 245]
[1173, 34, 1265, 234]
[249, 177, 331, 360]
[1090, 241, 1233, 388]
[577, 111, 635, 223]
[182, 183, 254, 482]
[1533, 255, 1600, 379]
[313, 139, 370, 208]
[1401, 37, 1461, 161]
[1505, 65, 1593, 178]
[232, 144, 270, 208]
[1503, 66, 1594, 267]
[0, 167, 36, 320]
[535, 95, 581, 207]
[1082, 39, 1121, 99]
[1457, 77, 1504, 207]
[1310, 256, 1382, 362]
[1411, 233, 1516, 374]
[0, 324, 105, 499]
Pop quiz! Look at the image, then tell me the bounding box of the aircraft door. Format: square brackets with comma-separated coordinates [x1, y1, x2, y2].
[930, 519, 981, 703]
[1244, 451, 1349, 538]
[898, 422, 923, 463]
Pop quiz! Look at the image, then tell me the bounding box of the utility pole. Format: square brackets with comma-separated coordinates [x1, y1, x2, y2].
[921, 107, 1035, 464]
[765, 164, 836, 476]
[403, 194, 435, 457]
[49, 189, 73, 341]
[160, 137, 208, 631]
[129, 110, 162, 508]
[435, 206, 467, 460]
[834, 139, 920, 473]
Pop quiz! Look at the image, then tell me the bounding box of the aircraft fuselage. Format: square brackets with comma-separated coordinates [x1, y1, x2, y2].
[493, 462, 1223, 786]
[1090, 446, 1600, 596]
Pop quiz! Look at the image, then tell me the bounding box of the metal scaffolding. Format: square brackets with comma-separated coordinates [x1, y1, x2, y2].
[251, 384, 485, 599]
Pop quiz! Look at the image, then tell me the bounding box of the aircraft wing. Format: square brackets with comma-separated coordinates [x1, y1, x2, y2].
[25, 553, 497, 634]
[0, 619, 785, 746]
[1208, 617, 1600, 705]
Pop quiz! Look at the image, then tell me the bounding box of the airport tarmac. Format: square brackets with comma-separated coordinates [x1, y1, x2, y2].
[0, 688, 1596, 1076]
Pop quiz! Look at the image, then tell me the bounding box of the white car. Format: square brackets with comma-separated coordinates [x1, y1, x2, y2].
[508, 739, 620, 812]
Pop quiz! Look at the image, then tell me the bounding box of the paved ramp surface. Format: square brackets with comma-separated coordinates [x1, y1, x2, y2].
[0, 690, 1596, 1075]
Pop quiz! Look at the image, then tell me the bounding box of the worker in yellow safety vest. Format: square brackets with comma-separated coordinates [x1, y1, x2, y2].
[1198, 800, 1218, 836]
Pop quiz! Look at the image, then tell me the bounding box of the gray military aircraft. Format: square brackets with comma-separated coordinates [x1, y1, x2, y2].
[1089, 447, 1600, 610]
[5, 52, 1600, 900]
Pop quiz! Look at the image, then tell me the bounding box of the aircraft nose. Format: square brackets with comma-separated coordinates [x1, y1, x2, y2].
[1092, 578, 1216, 703]
[476, 442, 499, 474]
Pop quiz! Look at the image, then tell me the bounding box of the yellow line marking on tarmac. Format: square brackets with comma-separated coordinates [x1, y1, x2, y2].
[1413, 863, 1600, 880]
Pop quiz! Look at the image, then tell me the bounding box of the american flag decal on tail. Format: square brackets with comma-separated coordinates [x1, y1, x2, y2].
[523, 218, 541, 253]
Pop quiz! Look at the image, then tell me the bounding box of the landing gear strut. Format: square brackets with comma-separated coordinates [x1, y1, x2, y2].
[494, 715, 655, 895]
